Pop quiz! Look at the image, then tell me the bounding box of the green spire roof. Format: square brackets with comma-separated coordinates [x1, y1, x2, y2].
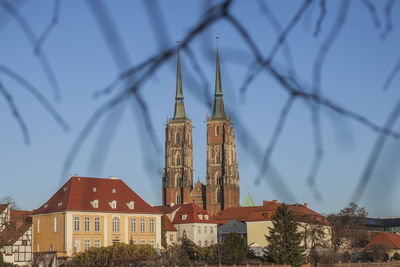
[243, 193, 255, 207]
[174, 41, 185, 119]
[212, 37, 225, 119]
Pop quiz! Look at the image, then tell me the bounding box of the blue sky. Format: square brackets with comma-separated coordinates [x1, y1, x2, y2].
[1, 0, 400, 217]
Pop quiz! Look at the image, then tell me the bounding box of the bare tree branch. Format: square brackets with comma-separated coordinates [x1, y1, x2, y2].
[381, 0, 395, 39]
[0, 0, 61, 100]
[384, 57, 400, 90]
[361, 0, 381, 29]
[34, 0, 60, 55]
[0, 79, 30, 144]
[314, 0, 326, 36]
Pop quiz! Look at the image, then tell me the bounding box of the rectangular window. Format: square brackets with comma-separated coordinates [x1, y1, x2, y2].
[204, 226, 207, 234]
[210, 227, 214, 234]
[49, 244, 53, 251]
[140, 239, 146, 244]
[140, 218, 146, 233]
[37, 218, 41, 234]
[112, 239, 119, 245]
[205, 240, 208, 246]
[131, 218, 136, 232]
[74, 239, 80, 253]
[84, 239, 90, 251]
[131, 239, 137, 244]
[94, 239, 100, 248]
[74, 216, 80, 232]
[84, 217, 90, 232]
[198, 241, 201, 247]
[169, 235, 173, 242]
[150, 240, 155, 248]
[54, 217, 58, 232]
[94, 217, 100, 232]
[22, 240, 27, 246]
[198, 227, 201, 234]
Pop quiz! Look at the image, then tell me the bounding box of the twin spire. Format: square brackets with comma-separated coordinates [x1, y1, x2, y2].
[173, 38, 225, 120]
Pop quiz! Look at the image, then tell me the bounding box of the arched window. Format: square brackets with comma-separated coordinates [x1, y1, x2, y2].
[140, 218, 146, 232]
[216, 152, 221, 164]
[149, 219, 155, 233]
[74, 216, 80, 231]
[215, 126, 220, 136]
[176, 132, 180, 144]
[131, 218, 136, 232]
[94, 217, 100, 232]
[216, 173, 222, 185]
[216, 189, 223, 202]
[176, 192, 182, 204]
[176, 175, 182, 187]
[112, 217, 120, 232]
[84, 216, 90, 232]
[176, 155, 181, 165]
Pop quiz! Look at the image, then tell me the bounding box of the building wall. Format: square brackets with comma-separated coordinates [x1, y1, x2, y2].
[33, 212, 161, 257]
[175, 223, 217, 247]
[166, 231, 178, 246]
[32, 212, 65, 253]
[246, 221, 273, 247]
[2, 226, 32, 266]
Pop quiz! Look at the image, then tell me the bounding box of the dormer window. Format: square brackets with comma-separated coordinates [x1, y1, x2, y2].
[109, 200, 117, 209]
[112, 189, 116, 194]
[204, 215, 209, 220]
[263, 213, 269, 219]
[198, 214, 203, 220]
[181, 214, 187, 220]
[44, 204, 48, 209]
[126, 201, 135, 210]
[57, 202, 63, 207]
[92, 187, 97, 192]
[91, 199, 99, 208]
[63, 187, 68, 192]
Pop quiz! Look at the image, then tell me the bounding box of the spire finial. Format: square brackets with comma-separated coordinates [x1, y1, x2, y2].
[212, 36, 225, 119]
[173, 40, 185, 119]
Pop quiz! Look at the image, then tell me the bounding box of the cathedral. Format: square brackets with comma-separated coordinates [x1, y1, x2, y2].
[162, 40, 240, 217]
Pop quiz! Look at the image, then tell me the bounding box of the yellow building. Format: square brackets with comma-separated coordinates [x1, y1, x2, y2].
[31, 176, 162, 257]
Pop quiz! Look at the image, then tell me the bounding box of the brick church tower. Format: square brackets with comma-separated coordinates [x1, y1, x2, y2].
[205, 39, 240, 216]
[162, 42, 194, 206]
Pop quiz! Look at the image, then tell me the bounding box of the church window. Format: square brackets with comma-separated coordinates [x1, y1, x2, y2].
[176, 155, 181, 165]
[216, 152, 221, 164]
[176, 132, 180, 145]
[216, 174, 222, 185]
[215, 126, 220, 136]
[176, 192, 182, 204]
[176, 176, 182, 187]
[216, 189, 223, 202]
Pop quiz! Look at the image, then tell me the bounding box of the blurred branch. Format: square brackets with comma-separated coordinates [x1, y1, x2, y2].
[314, 0, 326, 36]
[384, 57, 400, 90]
[361, 0, 381, 29]
[34, 0, 60, 55]
[0, 0, 61, 100]
[381, 0, 395, 39]
[0, 79, 30, 144]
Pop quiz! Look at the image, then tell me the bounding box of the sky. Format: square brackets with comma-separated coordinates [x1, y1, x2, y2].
[1, 0, 400, 217]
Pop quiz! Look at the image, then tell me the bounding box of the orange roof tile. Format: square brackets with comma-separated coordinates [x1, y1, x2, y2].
[214, 206, 261, 224]
[172, 203, 216, 224]
[162, 214, 177, 231]
[31, 176, 161, 215]
[366, 232, 400, 249]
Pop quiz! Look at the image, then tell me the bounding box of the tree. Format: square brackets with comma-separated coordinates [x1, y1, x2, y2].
[179, 230, 197, 260]
[265, 204, 304, 267]
[161, 216, 167, 249]
[297, 214, 327, 251]
[327, 202, 368, 253]
[368, 242, 391, 262]
[222, 232, 249, 265]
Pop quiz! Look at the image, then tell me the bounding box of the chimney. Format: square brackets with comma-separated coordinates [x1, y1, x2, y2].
[304, 202, 307, 208]
[109, 176, 118, 180]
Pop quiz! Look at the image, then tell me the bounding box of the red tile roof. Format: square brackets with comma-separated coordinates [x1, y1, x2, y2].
[31, 176, 161, 215]
[366, 232, 400, 249]
[162, 214, 177, 231]
[213, 200, 325, 224]
[214, 206, 261, 224]
[0, 204, 9, 214]
[0, 209, 32, 245]
[155, 205, 181, 214]
[171, 203, 216, 224]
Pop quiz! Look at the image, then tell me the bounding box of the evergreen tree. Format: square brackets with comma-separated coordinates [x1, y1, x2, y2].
[265, 204, 304, 267]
